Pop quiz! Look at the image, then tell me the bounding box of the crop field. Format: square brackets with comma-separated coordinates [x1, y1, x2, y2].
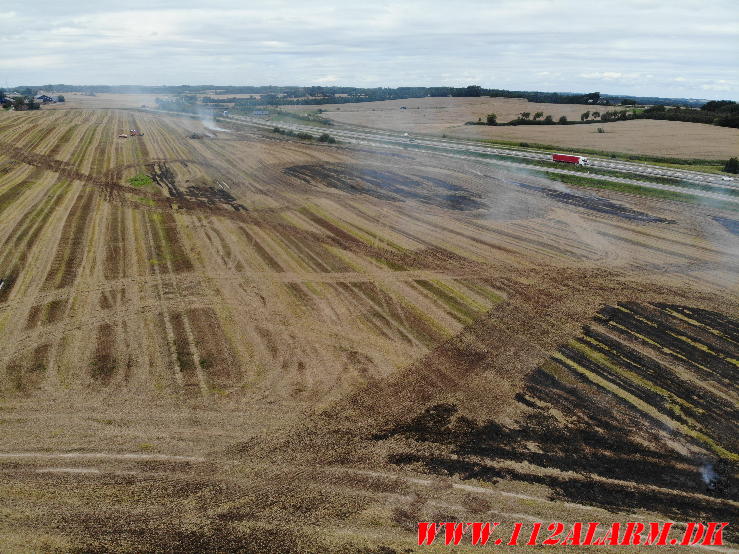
[283, 97, 739, 159]
[0, 98, 736, 551]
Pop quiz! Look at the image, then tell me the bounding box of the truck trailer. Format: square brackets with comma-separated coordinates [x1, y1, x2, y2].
[552, 153, 588, 165]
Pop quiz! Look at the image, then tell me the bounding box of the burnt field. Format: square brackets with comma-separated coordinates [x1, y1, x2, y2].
[284, 162, 488, 211]
[512, 181, 675, 223]
[373, 302, 738, 540]
[0, 102, 736, 552]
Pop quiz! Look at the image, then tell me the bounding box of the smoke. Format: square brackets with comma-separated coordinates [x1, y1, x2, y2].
[685, 212, 739, 291]
[476, 167, 547, 221]
[196, 104, 229, 135]
[700, 463, 720, 489]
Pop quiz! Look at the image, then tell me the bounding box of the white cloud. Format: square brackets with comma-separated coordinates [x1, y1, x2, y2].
[0, 0, 736, 99]
[0, 55, 64, 69]
[579, 72, 643, 81]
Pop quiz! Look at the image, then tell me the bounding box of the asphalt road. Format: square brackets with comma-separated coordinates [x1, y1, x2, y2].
[226, 114, 738, 204]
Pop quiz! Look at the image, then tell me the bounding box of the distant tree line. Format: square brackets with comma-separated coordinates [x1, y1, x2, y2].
[632, 101, 739, 128]
[5, 83, 714, 109]
[467, 100, 739, 129]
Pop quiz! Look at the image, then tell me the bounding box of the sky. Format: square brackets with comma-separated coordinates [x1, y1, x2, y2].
[1, 0, 737, 100]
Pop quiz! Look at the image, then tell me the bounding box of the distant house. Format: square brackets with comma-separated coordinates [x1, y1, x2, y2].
[34, 94, 55, 103]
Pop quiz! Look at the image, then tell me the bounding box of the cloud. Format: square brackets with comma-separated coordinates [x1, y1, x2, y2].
[0, 55, 65, 69]
[0, 0, 736, 100]
[579, 72, 643, 81]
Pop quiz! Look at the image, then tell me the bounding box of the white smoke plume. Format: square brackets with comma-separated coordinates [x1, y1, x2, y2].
[700, 463, 719, 488]
[196, 104, 230, 134]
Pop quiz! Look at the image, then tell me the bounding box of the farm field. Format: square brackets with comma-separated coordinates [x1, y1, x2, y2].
[0, 97, 737, 551]
[283, 96, 739, 159]
[42, 92, 162, 110]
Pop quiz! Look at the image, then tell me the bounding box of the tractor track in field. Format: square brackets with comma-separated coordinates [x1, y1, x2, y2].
[1, 107, 737, 551]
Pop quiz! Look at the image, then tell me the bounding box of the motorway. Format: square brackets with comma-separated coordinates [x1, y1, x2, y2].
[223, 113, 738, 204]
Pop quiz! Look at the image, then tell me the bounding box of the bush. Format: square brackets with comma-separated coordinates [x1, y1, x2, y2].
[318, 133, 336, 143]
[558, 115, 568, 124]
[296, 132, 313, 140]
[597, 127, 605, 133]
[128, 174, 154, 187]
[724, 157, 739, 174]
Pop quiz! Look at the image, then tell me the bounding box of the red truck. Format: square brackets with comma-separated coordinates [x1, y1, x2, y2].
[552, 153, 588, 166]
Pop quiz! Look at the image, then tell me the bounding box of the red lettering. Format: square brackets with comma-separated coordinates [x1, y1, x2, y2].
[417, 522, 438, 546]
[621, 522, 645, 545]
[681, 522, 706, 545]
[527, 522, 542, 545]
[560, 522, 583, 546]
[470, 522, 497, 545]
[702, 522, 728, 546]
[508, 522, 523, 546]
[444, 522, 467, 546]
[582, 522, 600, 545]
[593, 523, 621, 545]
[543, 522, 565, 545]
[644, 522, 673, 545]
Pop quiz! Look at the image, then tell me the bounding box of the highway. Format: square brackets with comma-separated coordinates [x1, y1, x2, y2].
[223, 114, 738, 204]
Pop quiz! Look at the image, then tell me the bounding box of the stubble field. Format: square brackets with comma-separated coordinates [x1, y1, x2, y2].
[0, 97, 736, 551]
[283, 96, 739, 159]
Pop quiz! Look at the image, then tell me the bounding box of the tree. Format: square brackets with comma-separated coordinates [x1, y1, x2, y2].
[56, 95, 65, 102]
[558, 115, 568, 124]
[724, 157, 739, 174]
[543, 115, 554, 124]
[519, 112, 531, 120]
[620, 98, 637, 105]
[486, 113, 497, 125]
[592, 111, 600, 119]
[701, 100, 736, 112]
[580, 111, 590, 121]
[12, 96, 27, 110]
[533, 111, 543, 121]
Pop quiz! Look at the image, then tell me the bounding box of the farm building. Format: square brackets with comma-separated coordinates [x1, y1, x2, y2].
[34, 95, 55, 103]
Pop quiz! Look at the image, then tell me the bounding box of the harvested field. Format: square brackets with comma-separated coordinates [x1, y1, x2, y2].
[283, 96, 739, 159]
[0, 97, 737, 551]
